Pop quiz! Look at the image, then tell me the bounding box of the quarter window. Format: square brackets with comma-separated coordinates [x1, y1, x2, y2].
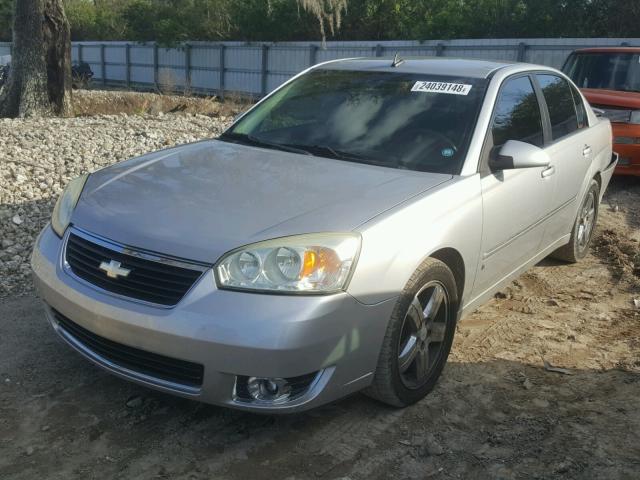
[492, 76, 544, 148]
[569, 84, 587, 129]
[536, 74, 579, 140]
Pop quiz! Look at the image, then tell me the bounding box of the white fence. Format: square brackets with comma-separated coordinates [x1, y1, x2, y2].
[0, 38, 638, 97]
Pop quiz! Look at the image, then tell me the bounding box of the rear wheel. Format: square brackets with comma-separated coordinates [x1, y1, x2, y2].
[364, 258, 458, 407]
[552, 179, 599, 263]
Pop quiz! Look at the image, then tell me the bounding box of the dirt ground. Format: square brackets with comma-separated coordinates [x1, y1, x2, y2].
[0, 176, 639, 480]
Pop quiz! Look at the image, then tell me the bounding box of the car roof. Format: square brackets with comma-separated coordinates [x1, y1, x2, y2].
[573, 47, 640, 54]
[319, 57, 517, 79]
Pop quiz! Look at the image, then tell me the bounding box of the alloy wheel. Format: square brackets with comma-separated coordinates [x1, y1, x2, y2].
[577, 190, 596, 251]
[397, 281, 449, 389]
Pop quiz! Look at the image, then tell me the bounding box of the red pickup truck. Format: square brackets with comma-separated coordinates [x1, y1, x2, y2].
[563, 47, 640, 176]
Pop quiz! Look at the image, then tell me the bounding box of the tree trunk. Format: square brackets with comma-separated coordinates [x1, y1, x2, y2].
[0, 0, 72, 118]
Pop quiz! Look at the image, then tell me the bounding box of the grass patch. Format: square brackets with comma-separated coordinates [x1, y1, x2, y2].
[72, 89, 253, 118]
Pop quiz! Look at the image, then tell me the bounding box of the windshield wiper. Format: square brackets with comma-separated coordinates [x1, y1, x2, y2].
[220, 134, 394, 168]
[283, 143, 394, 168]
[219, 132, 312, 156]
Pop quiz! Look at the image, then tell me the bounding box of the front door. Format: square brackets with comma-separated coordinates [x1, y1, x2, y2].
[473, 75, 556, 299]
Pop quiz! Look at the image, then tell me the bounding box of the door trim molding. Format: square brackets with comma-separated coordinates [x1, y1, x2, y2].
[483, 195, 575, 260]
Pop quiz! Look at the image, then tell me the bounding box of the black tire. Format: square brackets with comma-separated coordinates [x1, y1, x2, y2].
[364, 258, 458, 407]
[551, 179, 600, 263]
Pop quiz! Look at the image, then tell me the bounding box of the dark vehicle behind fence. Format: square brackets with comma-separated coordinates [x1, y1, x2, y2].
[0, 57, 94, 89]
[71, 61, 94, 88]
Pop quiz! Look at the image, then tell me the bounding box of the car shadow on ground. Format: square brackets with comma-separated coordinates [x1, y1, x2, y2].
[0, 295, 638, 480]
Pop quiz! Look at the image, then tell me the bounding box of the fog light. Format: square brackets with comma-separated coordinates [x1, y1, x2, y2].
[247, 377, 292, 403]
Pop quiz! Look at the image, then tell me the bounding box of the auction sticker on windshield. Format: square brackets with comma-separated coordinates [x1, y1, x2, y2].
[411, 81, 472, 95]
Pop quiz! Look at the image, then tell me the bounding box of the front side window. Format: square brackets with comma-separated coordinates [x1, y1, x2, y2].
[537, 74, 579, 140]
[491, 76, 544, 148]
[222, 69, 488, 174]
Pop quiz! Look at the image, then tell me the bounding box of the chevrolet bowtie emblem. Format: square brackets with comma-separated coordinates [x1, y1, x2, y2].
[99, 260, 132, 279]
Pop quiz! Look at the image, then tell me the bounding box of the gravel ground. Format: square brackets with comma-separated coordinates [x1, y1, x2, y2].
[0, 110, 232, 297]
[1, 97, 639, 479]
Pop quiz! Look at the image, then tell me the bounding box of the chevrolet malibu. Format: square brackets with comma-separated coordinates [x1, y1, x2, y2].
[32, 58, 617, 412]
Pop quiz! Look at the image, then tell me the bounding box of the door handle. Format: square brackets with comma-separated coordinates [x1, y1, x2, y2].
[541, 166, 556, 178]
[583, 145, 592, 157]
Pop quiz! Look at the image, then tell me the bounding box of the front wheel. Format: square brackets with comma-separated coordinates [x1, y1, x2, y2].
[551, 179, 600, 263]
[364, 258, 458, 407]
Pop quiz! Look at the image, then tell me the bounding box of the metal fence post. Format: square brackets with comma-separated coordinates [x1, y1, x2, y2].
[375, 44, 383, 57]
[153, 43, 159, 89]
[219, 44, 225, 99]
[261, 44, 269, 97]
[100, 43, 106, 86]
[78, 43, 83, 63]
[185, 43, 192, 91]
[309, 44, 318, 66]
[436, 43, 445, 57]
[125, 44, 131, 88]
[517, 41, 528, 62]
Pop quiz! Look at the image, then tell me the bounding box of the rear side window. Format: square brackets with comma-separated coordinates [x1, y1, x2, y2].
[492, 76, 544, 148]
[536, 74, 579, 140]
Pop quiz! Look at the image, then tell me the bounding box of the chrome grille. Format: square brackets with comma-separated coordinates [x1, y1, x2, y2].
[65, 228, 208, 306]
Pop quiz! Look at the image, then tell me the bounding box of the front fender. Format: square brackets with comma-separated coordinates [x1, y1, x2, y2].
[347, 175, 483, 308]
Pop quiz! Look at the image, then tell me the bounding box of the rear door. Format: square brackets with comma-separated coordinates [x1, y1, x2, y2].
[534, 73, 594, 246]
[472, 74, 556, 299]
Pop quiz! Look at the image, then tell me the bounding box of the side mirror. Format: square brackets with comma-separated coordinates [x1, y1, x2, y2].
[489, 140, 551, 171]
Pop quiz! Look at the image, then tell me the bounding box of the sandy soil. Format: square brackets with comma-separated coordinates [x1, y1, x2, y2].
[0, 175, 638, 479]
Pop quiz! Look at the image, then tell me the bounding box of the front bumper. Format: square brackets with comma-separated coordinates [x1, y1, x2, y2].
[31, 225, 396, 413]
[613, 124, 640, 176]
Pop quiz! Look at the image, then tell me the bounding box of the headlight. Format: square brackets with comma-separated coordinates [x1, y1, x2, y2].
[630, 110, 640, 124]
[51, 174, 89, 237]
[216, 233, 361, 294]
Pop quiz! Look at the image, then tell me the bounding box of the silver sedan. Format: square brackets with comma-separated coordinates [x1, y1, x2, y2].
[31, 58, 617, 412]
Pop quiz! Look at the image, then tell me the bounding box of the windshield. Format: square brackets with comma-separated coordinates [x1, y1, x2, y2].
[563, 52, 640, 93]
[221, 69, 488, 174]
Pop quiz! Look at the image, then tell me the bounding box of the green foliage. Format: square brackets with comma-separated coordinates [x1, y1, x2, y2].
[231, 0, 319, 41]
[64, 0, 97, 40]
[0, 0, 13, 41]
[116, 0, 233, 43]
[1, 0, 640, 43]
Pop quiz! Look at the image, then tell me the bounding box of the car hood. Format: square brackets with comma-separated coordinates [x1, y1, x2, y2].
[581, 88, 640, 109]
[72, 140, 451, 264]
